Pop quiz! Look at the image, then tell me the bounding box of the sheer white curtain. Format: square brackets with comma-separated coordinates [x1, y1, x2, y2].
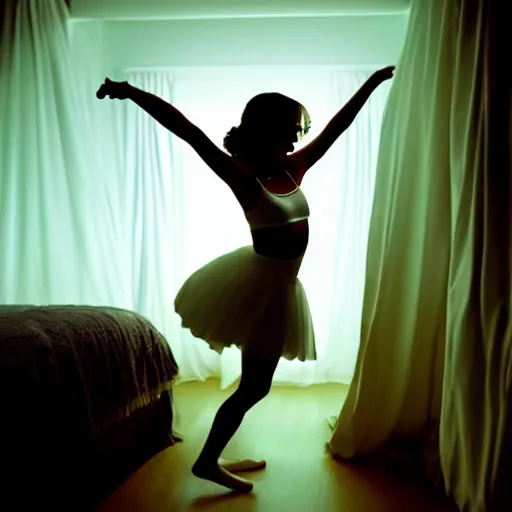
[117, 67, 390, 388]
[0, 0, 125, 307]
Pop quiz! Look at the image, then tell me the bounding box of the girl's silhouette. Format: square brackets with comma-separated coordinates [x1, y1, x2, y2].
[97, 65, 394, 492]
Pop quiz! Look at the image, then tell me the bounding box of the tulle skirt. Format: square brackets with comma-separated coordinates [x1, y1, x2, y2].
[174, 246, 316, 361]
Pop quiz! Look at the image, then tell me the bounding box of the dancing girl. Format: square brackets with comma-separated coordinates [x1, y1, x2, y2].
[97, 64, 394, 492]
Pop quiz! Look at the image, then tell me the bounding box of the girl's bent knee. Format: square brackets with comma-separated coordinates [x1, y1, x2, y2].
[237, 382, 272, 405]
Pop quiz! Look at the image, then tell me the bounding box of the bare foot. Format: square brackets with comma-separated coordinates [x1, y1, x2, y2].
[192, 460, 254, 492]
[219, 458, 267, 473]
[325, 415, 338, 431]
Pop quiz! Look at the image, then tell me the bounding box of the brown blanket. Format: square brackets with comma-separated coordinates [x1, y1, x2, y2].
[0, 305, 179, 438]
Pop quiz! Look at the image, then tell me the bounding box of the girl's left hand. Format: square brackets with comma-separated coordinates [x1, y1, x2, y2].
[372, 66, 396, 83]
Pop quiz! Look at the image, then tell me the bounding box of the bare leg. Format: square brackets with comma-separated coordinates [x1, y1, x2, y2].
[192, 347, 281, 492]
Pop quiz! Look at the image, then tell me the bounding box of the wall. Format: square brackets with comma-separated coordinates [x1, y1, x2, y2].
[103, 14, 409, 75]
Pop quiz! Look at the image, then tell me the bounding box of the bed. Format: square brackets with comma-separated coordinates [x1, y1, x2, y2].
[0, 305, 180, 511]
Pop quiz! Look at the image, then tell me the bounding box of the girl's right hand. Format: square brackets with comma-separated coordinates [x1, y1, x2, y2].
[96, 78, 131, 100]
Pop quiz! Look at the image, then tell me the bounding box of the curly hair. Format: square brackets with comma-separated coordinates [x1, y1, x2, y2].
[223, 92, 311, 159]
[223, 126, 244, 157]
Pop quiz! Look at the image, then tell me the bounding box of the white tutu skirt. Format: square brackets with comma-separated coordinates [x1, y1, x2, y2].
[174, 246, 316, 361]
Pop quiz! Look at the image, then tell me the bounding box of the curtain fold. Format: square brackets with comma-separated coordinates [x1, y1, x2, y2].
[112, 71, 216, 378]
[440, 1, 511, 508]
[329, 1, 511, 510]
[323, 70, 391, 383]
[328, 0, 452, 457]
[0, 0, 127, 306]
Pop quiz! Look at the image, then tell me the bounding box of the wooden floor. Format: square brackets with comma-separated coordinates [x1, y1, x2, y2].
[97, 380, 457, 512]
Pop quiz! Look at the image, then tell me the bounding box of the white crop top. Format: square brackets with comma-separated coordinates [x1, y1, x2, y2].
[244, 172, 310, 231]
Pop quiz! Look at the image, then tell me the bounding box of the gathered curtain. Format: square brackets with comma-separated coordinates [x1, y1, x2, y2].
[328, 1, 511, 511]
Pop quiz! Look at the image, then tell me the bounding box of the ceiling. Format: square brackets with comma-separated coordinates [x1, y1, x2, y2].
[70, 0, 411, 20]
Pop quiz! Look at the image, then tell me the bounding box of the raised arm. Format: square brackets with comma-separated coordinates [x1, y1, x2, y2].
[289, 66, 395, 182]
[97, 79, 253, 191]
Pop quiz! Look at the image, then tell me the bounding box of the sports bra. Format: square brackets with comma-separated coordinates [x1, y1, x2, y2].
[244, 172, 310, 231]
